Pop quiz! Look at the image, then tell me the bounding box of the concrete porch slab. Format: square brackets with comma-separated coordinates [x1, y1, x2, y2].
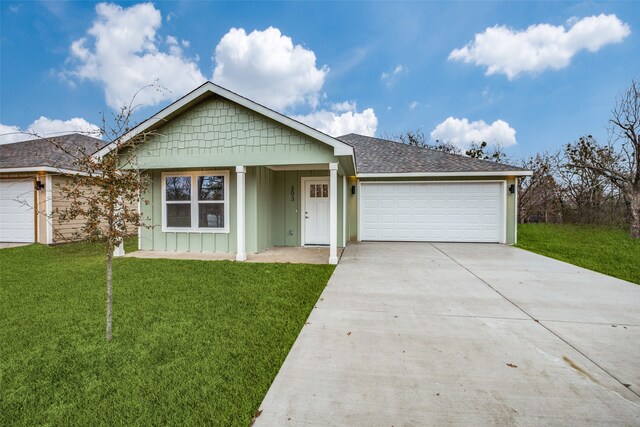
[0, 242, 32, 249]
[124, 246, 343, 264]
[247, 246, 344, 264]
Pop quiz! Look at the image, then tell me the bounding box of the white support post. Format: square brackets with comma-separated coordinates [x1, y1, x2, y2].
[113, 195, 125, 257]
[329, 163, 338, 264]
[342, 175, 347, 247]
[45, 174, 53, 245]
[137, 196, 142, 250]
[113, 242, 125, 257]
[513, 178, 519, 245]
[236, 166, 247, 261]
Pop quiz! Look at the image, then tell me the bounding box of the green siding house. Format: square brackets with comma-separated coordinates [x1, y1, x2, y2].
[97, 82, 531, 264]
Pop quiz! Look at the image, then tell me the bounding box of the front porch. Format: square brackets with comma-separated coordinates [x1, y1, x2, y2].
[125, 245, 345, 264]
[235, 162, 344, 264]
[139, 162, 352, 264]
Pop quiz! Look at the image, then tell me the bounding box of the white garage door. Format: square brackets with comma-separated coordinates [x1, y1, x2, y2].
[360, 182, 504, 242]
[0, 179, 35, 243]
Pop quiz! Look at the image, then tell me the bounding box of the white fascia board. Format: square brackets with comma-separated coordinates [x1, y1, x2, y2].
[0, 166, 86, 175]
[94, 81, 354, 159]
[334, 146, 354, 156]
[357, 170, 533, 178]
[267, 163, 329, 171]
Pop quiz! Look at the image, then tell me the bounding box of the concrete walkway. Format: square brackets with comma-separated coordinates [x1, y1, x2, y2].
[255, 242, 640, 426]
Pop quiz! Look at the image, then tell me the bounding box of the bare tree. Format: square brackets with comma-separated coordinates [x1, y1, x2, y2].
[429, 139, 462, 154]
[465, 141, 509, 164]
[518, 152, 563, 223]
[566, 79, 640, 238]
[41, 89, 159, 341]
[389, 129, 429, 147]
[557, 145, 625, 224]
[382, 129, 461, 154]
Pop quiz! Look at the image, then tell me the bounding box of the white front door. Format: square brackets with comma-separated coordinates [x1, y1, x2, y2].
[303, 179, 330, 245]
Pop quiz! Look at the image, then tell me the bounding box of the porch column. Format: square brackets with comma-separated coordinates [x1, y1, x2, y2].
[236, 166, 247, 261]
[113, 195, 125, 257]
[329, 163, 338, 264]
[113, 242, 125, 257]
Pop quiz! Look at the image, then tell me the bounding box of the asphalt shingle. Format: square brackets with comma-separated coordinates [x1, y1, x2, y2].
[0, 134, 106, 171]
[338, 133, 528, 174]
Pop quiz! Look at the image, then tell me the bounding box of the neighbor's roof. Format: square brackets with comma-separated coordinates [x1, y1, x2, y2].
[338, 133, 531, 176]
[0, 133, 106, 172]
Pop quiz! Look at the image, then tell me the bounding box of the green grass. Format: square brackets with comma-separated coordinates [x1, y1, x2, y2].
[0, 239, 334, 426]
[516, 223, 640, 284]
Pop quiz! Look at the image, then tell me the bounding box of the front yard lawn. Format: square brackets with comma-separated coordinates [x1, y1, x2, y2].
[0, 240, 334, 426]
[517, 223, 640, 285]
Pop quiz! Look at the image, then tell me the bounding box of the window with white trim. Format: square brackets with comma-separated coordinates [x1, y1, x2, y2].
[162, 171, 229, 233]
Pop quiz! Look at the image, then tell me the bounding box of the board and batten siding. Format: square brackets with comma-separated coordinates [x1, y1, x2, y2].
[140, 168, 237, 253]
[140, 167, 346, 253]
[135, 93, 348, 254]
[269, 169, 344, 249]
[351, 176, 519, 245]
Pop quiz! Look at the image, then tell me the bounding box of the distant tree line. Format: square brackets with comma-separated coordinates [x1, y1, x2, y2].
[387, 79, 640, 239]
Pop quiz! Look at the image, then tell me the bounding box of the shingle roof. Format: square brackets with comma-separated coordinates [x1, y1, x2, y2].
[337, 133, 528, 174]
[0, 133, 106, 171]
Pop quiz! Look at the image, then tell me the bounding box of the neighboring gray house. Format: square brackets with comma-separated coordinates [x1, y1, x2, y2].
[95, 81, 531, 264]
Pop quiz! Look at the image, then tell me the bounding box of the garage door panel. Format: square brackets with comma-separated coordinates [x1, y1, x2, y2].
[378, 199, 395, 209]
[0, 179, 35, 243]
[360, 182, 503, 242]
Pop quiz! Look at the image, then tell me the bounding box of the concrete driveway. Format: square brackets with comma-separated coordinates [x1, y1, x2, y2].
[255, 242, 640, 426]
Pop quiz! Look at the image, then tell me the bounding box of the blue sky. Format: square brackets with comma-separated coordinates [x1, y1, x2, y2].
[1, 1, 638, 159]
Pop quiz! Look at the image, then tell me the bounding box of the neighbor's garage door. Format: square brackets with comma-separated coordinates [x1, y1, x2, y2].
[0, 179, 35, 243]
[360, 182, 503, 242]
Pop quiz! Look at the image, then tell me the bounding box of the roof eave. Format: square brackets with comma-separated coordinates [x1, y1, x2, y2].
[0, 166, 86, 175]
[356, 170, 533, 178]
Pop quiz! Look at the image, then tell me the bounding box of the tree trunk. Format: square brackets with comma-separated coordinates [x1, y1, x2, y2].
[630, 190, 640, 239]
[106, 250, 113, 341]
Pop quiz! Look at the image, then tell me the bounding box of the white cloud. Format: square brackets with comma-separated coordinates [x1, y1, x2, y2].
[380, 64, 407, 87]
[381, 64, 405, 80]
[0, 117, 101, 145]
[449, 14, 630, 79]
[0, 124, 22, 144]
[64, 6, 375, 136]
[67, 2, 206, 109]
[430, 117, 516, 148]
[409, 101, 419, 110]
[294, 104, 378, 137]
[331, 101, 357, 113]
[166, 35, 182, 56]
[213, 27, 328, 111]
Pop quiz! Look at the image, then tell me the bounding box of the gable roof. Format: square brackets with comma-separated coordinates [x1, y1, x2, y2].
[337, 133, 532, 177]
[95, 81, 354, 159]
[0, 133, 106, 173]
